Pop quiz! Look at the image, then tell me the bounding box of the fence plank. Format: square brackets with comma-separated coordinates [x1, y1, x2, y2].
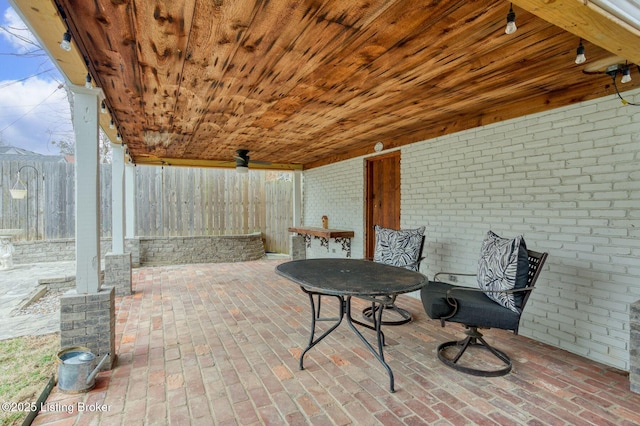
[0, 161, 291, 254]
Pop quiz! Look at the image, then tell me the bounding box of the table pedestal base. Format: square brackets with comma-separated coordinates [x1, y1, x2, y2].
[299, 288, 396, 392]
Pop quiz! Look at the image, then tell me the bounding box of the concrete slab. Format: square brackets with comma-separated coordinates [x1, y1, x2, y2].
[0, 261, 75, 340]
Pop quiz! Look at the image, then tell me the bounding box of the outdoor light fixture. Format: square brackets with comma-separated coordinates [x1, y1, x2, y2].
[505, 3, 517, 35]
[116, 133, 122, 142]
[101, 101, 107, 114]
[109, 119, 115, 129]
[575, 40, 586, 64]
[621, 65, 632, 83]
[85, 73, 92, 89]
[606, 64, 640, 106]
[60, 31, 71, 51]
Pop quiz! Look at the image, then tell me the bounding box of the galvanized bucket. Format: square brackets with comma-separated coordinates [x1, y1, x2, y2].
[57, 347, 109, 393]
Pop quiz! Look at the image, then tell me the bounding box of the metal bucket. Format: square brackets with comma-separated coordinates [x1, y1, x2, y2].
[57, 347, 109, 393]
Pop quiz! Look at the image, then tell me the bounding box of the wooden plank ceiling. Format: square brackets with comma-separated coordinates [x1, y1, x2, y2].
[14, 0, 640, 170]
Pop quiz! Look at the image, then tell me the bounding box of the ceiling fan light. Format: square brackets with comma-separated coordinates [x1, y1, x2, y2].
[505, 4, 517, 35]
[575, 41, 586, 64]
[236, 165, 249, 174]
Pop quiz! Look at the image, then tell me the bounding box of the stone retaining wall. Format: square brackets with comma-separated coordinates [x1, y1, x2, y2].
[12, 233, 265, 266]
[137, 234, 265, 265]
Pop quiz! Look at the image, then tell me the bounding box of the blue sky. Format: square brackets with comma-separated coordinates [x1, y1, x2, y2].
[0, 0, 73, 155]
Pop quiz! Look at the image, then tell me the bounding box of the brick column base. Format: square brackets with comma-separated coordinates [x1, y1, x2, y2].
[290, 234, 306, 260]
[104, 252, 132, 296]
[60, 286, 116, 371]
[631, 300, 640, 394]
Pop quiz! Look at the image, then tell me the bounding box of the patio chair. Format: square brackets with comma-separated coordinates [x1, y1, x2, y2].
[420, 231, 548, 376]
[361, 225, 426, 326]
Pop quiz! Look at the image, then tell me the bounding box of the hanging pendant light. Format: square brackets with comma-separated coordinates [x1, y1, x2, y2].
[505, 4, 517, 35]
[60, 32, 72, 51]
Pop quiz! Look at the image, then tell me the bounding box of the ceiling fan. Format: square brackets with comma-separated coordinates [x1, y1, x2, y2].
[234, 149, 271, 173]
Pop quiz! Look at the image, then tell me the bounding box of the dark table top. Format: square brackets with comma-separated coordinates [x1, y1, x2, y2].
[275, 258, 427, 297]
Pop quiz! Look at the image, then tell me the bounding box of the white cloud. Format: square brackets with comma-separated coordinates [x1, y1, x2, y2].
[0, 5, 74, 155]
[1, 7, 40, 54]
[0, 77, 74, 154]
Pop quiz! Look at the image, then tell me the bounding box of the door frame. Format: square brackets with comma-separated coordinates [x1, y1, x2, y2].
[364, 151, 401, 259]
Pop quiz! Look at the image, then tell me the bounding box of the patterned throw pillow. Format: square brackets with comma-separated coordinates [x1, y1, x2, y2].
[477, 231, 528, 313]
[373, 225, 425, 271]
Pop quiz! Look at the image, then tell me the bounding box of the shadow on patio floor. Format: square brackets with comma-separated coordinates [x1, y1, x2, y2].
[33, 259, 640, 425]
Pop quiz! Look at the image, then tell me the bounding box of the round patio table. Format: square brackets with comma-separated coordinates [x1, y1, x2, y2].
[275, 258, 427, 392]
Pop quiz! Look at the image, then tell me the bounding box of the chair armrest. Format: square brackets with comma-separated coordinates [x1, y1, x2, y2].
[446, 286, 535, 297]
[433, 272, 476, 281]
[439, 286, 535, 324]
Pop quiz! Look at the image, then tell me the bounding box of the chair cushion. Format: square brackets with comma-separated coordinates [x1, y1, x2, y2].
[421, 281, 522, 331]
[477, 231, 528, 313]
[373, 225, 425, 271]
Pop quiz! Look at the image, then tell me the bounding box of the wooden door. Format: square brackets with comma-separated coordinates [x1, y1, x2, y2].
[365, 151, 400, 258]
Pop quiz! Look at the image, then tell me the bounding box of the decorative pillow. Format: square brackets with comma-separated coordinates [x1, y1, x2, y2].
[477, 231, 528, 313]
[373, 225, 425, 271]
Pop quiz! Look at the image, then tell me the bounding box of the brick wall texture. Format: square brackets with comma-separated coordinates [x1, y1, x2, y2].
[303, 88, 640, 372]
[12, 233, 264, 266]
[60, 286, 116, 371]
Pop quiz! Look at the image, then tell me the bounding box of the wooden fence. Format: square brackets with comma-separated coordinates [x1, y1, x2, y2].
[0, 161, 293, 254]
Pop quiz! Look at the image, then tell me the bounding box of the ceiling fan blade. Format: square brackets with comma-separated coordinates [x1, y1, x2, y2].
[248, 159, 272, 165]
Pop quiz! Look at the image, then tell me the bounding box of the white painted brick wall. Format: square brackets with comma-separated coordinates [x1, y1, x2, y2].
[303, 159, 365, 259]
[303, 88, 640, 371]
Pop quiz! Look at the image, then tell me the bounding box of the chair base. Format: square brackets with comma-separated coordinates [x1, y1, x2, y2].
[437, 327, 512, 377]
[362, 304, 412, 326]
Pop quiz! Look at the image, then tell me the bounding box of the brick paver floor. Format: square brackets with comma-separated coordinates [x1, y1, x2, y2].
[32, 259, 640, 425]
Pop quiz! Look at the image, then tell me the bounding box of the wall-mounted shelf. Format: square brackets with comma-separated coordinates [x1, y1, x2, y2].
[288, 227, 354, 239]
[288, 227, 354, 257]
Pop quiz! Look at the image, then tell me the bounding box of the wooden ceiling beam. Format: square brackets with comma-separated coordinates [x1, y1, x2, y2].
[132, 156, 303, 171]
[511, 0, 640, 64]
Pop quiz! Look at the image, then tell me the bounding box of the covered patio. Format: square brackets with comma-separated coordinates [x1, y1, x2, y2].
[6, 0, 640, 422]
[33, 260, 640, 425]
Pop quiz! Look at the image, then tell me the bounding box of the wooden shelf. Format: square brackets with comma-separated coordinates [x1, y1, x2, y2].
[288, 227, 354, 239]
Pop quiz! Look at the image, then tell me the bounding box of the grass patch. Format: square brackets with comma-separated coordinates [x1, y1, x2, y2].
[0, 333, 59, 426]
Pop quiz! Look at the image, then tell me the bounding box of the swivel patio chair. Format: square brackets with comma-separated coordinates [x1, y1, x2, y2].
[421, 231, 548, 376]
[362, 225, 426, 326]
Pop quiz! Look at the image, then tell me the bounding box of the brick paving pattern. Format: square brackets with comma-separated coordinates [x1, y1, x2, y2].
[33, 260, 640, 425]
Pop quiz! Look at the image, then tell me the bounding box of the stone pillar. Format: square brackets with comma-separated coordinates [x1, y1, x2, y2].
[104, 252, 132, 296]
[290, 234, 306, 260]
[631, 300, 640, 394]
[60, 287, 116, 370]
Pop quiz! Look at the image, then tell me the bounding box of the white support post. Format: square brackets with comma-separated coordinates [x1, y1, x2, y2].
[293, 169, 302, 226]
[125, 163, 136, 238]
[289, 169, 305, 260]
[70, 85, 104, 294]
[111, 143, 125, 254]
